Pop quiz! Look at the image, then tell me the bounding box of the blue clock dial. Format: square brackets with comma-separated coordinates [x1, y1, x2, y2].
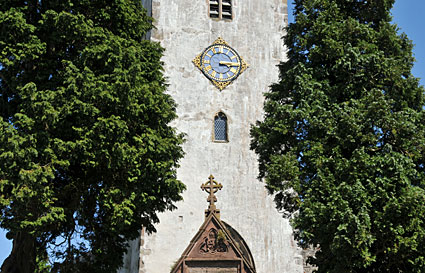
[200, 45, 242, 82]
[192, 37, 248, 90]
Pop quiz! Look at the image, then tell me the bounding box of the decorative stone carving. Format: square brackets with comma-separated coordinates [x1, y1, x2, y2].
[201, 175, 223, 218]
[169, 175, 256, 273]
[199, 228, 228, 254]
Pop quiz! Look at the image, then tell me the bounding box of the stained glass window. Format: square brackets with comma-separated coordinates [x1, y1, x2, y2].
[214, 112, 228, 141]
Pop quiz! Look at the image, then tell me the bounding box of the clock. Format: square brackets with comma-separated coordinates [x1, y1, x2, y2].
[193, 37, 248, 90]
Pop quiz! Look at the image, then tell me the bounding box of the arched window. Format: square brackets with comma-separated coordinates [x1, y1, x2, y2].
[209, 0, 233, 20]
[214, 112, 228, 142]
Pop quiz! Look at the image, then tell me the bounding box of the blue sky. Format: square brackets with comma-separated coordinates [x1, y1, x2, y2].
[1, 0, 424, 266]
[287, 1, 425, 85]
[392, 1, 425, 86]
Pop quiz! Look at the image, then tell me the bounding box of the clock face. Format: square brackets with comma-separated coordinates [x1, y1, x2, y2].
[193, 37, 248, 90]
[200, 44, 242, 83]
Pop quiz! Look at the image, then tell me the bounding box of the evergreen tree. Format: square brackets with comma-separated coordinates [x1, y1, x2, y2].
[0, 1, 185, 272]
[251, 0, 425, 271]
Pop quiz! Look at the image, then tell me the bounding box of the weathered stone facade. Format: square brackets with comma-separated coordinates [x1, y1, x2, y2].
[119, 1, 306, 272]
[302, 247, 317, 273]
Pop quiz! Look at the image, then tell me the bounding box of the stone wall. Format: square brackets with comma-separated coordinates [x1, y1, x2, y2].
[120, 1, 305, 273]
[302, 247, 317, 273]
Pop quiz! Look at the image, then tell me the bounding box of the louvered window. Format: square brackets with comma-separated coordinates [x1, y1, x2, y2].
[209, 0, 233, 20]
[214, 112, 228, 142]
[222, 0, 232, 19]
[209, 0, 219, 18]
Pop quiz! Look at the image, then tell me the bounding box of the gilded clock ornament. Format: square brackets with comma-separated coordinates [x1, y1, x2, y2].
[193, 37, 248, 90]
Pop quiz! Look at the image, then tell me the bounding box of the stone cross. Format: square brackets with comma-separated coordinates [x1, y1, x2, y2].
[201, 175, 223, 217]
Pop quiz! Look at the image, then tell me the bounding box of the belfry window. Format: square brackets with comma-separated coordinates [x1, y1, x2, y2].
[214, 112, 228, 142]
[209, 0, 233, 20]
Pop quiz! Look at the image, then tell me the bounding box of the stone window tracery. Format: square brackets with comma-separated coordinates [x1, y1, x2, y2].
[209, 0, 233, 20]
[214, 112, 228, 142]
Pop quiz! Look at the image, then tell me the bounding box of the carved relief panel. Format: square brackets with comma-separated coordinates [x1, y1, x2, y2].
[199, 228, 228, 254]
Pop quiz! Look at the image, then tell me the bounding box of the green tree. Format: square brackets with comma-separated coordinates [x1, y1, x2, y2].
[0, 1, 185, 272]
[251, 0, 425, 272]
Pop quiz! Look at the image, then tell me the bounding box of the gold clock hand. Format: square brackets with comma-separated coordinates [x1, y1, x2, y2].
[219, 61, 240, 67]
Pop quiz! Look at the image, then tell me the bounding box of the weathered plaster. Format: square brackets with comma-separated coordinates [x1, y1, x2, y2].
[120, 1, 304, 272]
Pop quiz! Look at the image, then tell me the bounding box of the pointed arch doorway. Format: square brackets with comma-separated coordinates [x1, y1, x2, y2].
[170, 175, 256, 273]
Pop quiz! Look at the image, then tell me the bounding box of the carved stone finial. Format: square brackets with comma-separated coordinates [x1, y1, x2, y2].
[201, 175, 223, 218]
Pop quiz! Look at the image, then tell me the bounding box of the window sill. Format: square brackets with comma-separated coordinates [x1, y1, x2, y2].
[213, 140, 229, 143]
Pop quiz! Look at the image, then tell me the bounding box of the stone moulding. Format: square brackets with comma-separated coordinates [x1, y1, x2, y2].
[170, 212, 256, 273]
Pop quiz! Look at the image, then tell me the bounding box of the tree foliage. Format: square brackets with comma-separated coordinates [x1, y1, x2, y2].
[251, 0, 425, 271]
[0, 1, 185, 272]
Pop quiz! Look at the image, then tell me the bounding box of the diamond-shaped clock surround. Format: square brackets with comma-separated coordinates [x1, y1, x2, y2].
[193, 37, 248, 91]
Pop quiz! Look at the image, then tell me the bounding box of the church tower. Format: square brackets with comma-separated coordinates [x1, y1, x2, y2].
[120, 1, 305, 272]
